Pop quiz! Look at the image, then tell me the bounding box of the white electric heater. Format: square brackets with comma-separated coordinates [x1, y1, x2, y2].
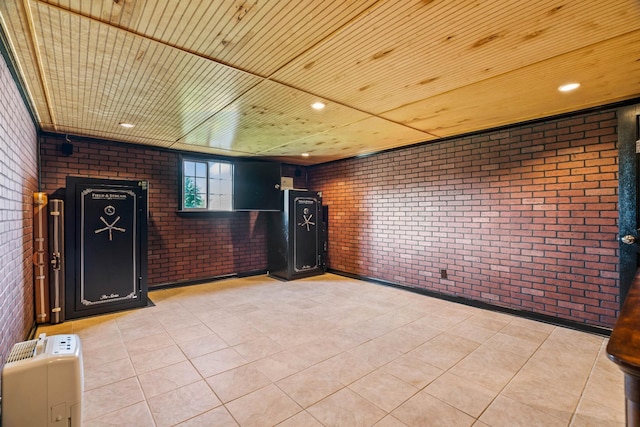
[1, 334, 83, 426]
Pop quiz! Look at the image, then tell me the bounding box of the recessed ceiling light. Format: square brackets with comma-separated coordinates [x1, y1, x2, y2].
[311, 102, 325, 110]
[119, 122, 135, 128]
[301, 153, 310, 157]
[558, 83, 580, 92]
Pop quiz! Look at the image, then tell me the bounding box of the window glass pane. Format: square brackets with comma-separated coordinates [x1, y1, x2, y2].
[216, 196, 232, 211]
[184, 177, 194, 192]
[209, 195, 221, 210]
[184, 177, 204, 208]
[194, 193, 206, 208]
[195, 162, 207, 178]
[221, 179, 232, 194]
[220, 195, 232, 209]
[208, 161, 232, 211]
[209, 179, 221, 195]
[209, 162, 220, 178]
[222, 200, 232, 211]
[184, 160, 195, 177]
[195, 177, 206, 193]
[220, 162, 232, 179]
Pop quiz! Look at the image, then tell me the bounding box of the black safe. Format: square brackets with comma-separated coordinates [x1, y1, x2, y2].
[268, 190, 325, 280]
[65, 176, 148, 319]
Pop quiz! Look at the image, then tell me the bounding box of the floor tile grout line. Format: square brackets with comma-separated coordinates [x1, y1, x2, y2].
[422, 319, 510, 422]
[477, 324, 603, 426]
[36, 274, 622, 426]
[138, 312, 237, 426]
[568, 339, 609, 427]
[450, 319, 557, 424]
[75, 317, 154, 425]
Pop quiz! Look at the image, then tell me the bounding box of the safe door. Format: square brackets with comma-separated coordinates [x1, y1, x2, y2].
[65, 177, 148, 319]
[293, 195, 321, 273]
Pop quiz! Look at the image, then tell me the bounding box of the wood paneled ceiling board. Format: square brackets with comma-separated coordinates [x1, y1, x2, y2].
[0, 1, 52, 124]
[273, 0, 640, 115]
[383, 30, 640, 137]
[1, 0, 640, 165]
[167, 142, 255, 158]
[28, 1, 263, 147]
[256, 116, 435, 160]
[38, 0, 381, 76]
[176, 79, 371, 154]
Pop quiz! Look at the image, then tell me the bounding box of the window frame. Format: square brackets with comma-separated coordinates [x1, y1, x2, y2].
[179, 155, 234, 212]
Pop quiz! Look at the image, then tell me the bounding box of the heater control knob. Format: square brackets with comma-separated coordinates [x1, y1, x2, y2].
[622, 235, 636, 245]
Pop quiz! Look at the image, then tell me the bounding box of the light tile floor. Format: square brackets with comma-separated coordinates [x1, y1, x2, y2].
[38, 274, 625, 426]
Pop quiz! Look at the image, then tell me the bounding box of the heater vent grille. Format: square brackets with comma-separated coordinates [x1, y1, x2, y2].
[6, 339, 38, 363]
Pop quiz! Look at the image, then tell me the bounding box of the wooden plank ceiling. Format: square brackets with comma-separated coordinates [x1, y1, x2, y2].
[1, 0, 639, 165]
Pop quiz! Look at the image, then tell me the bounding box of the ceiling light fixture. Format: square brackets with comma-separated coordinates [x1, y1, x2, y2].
[311, 102, 325, 110]
[119, 122, 135, 128]
[558, 83, 580, 92]
[301, 153, 310, 157]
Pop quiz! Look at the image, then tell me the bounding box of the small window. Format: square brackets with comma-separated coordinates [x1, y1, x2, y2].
[182, 158, 233, 211]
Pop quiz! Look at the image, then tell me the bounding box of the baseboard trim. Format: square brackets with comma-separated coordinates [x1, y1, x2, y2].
[26, 321, 38, 340]
[328, 269, 612, 337]
[150, 270, 267, 291]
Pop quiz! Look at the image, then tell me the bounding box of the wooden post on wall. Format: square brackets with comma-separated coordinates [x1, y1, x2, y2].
[33, 192, 50, 323]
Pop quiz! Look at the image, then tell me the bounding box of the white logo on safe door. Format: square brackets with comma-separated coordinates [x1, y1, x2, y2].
[94, 216, 126, 241]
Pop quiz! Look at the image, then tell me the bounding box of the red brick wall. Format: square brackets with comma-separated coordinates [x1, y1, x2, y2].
[0, 54, 38, 370]
[40, 136, 268, 287]
[310, 109, 619, 328]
